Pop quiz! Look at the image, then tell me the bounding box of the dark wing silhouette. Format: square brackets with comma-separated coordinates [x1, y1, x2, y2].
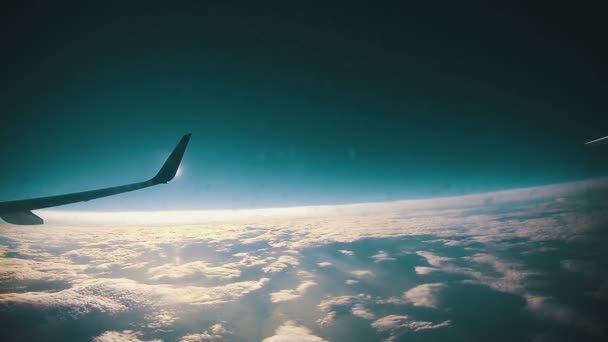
[0, 133, 191, 225]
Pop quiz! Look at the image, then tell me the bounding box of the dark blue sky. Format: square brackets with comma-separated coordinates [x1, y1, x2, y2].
[1, 2, 607, 210]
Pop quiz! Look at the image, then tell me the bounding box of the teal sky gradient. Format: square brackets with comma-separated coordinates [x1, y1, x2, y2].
[1, 2, 607, 210]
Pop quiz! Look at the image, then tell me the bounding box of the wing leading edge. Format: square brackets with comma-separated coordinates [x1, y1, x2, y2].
[0, 133, 191, 225]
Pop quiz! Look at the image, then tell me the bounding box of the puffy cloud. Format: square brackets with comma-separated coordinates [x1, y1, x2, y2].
[317, 294, 371, 326]
[180, 323, 228, 341]
[316, 311, 336, 327]
[93, 330, 161, 342]
[403, 283, 445, 308]
[415, 251, 452, 267]
[338, 250, 354, 256]
[371, 250, 396, 263]
[0, 276, 270, 316]
[270, 280, 318, 303]
[345, 279, 359, 285]
[318, 294, 370, 313]
[350, 270, 375, 280]
[371, 315, 410, 331]
[316, 262, 332, 268]
[0, 256, 87, 283]
[414, 266, 438, 275]
[263, 321, 328, 342]
[351, 304, 375, 319]
[371, 315, 451, 332]
[145, 309, 179, 329]
[262, 255, 299, 273]
[148, 261, 241, 281]
[463, 253, 527, 294]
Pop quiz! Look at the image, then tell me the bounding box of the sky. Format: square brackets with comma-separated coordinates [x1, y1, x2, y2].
[1, 2, 607, 211]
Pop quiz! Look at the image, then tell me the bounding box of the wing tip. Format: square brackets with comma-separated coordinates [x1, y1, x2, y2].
[151, 133, 192, 184]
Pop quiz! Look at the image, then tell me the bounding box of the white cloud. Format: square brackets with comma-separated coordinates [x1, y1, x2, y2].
[145, 309, 178, 329]
[351, 304, 375, 319]
[93, 330, 161, 342]
[263, 255, 299, 273]
[414, 266, 438, 275]
[350, 270, 375, 280]
[403, 283, 445, 308]
[263, 321, 328, 342]
[180, 333, 222, 342]
[270, 280, 318, 303]
[180, 323, 227, 341]
[345, 279, 359, 285]
[463, 253, 527, 294]
[148, 261, 241, 281]
[338, 250, 354, 256]
[371, 250, 396, 263]
[318, 294, 370, 313]
[317, 294, 372, 326]
[371, 315, 410, 331]
[316, 311, 336, 327]
[0, 276, 270, 316]
[415, 251, 452, 267]
[371, 315, 451, 332]
[317, 262, 332, 268]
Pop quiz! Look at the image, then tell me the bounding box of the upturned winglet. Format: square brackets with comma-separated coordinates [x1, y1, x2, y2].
[152, 133, 192, 184]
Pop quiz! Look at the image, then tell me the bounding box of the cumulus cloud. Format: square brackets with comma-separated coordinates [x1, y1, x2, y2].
[93, 330, 161, 342]
[263, 321, 328, 342]
[147, 261, 241, 281]
[316, 262, 332, 268]
[350, 270, 375, 280]
[180, 323, 228, 341]
[415, 251, 452, 267]
[316, 311, 336, 327]
[0, 276, 270, 317]
[270, 280, 318, 303]
[403, 283, 445, 308]
[371, 315, 451, 333]
[351, 304, 376, 319]
[338, 250, 354, 256]
[371, 250, 396, 263]
[262, 255, 299, 273]
[317, 294, 371, 326]
[414, 266, 438, 275]
[463, 253, 527, 294]
[345, 279, 359, 285]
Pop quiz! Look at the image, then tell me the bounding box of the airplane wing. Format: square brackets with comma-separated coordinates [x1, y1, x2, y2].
[585, 136, 608, 146]
[0, 133, 191, 225]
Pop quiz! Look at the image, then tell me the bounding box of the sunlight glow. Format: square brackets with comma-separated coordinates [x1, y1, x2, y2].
[35, 178, 605, 227]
